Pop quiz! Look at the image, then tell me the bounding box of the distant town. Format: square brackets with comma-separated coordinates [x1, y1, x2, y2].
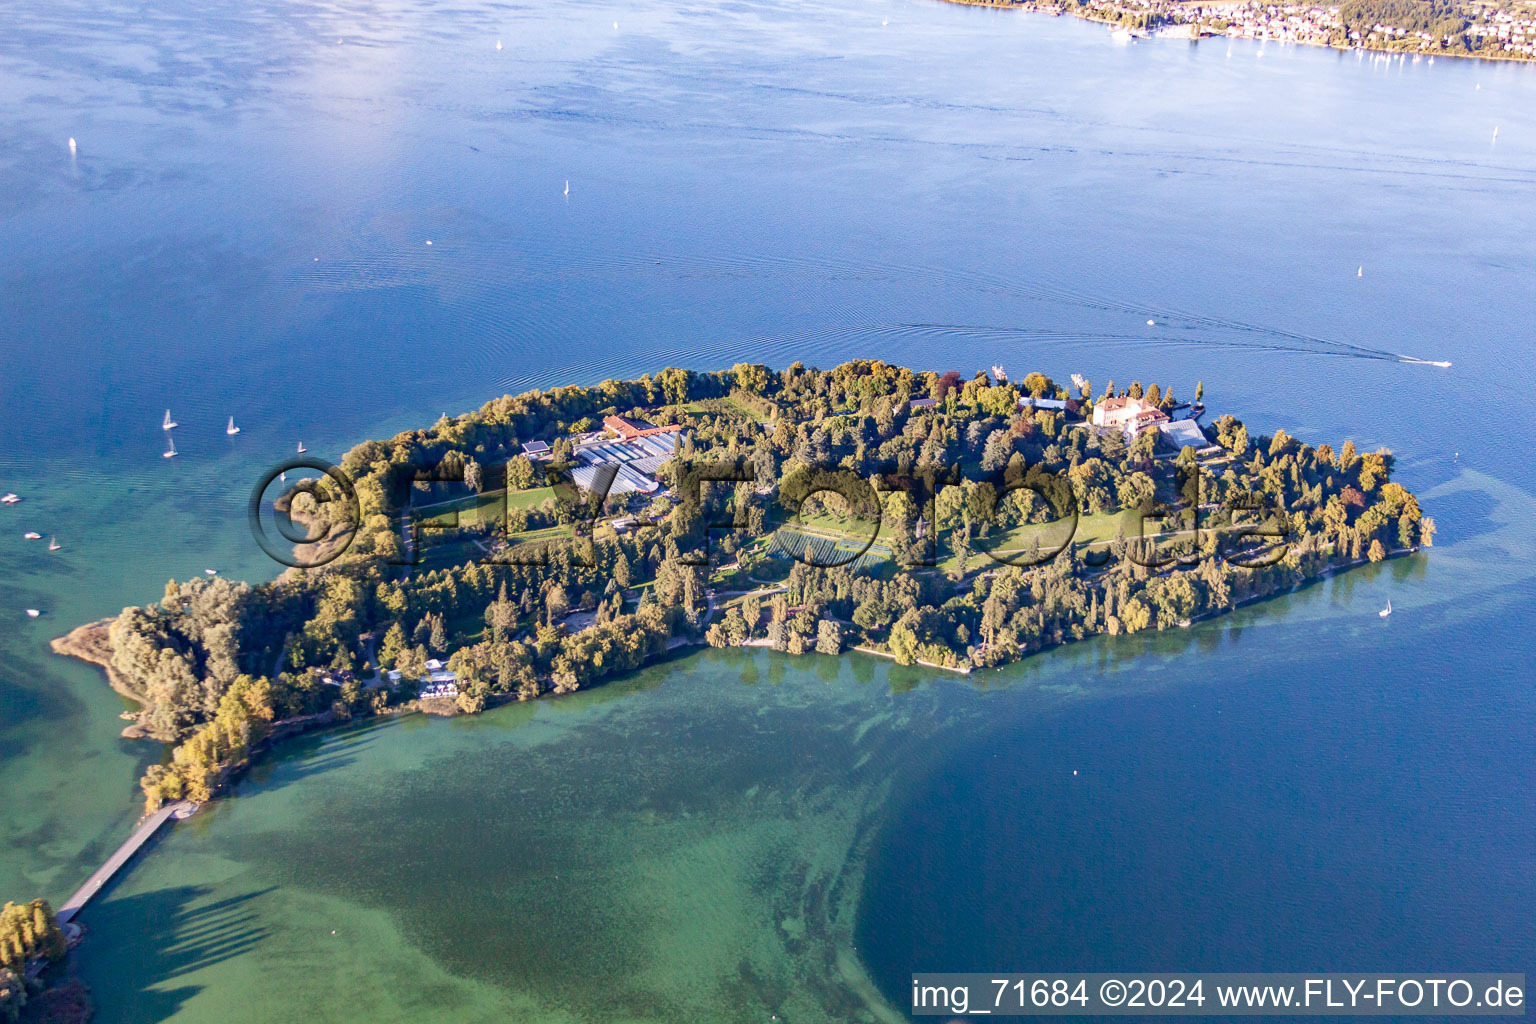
[955, 0, 1536, 62]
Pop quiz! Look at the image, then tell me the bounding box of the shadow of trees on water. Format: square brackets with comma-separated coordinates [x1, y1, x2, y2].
[85, 885, 273, 1020]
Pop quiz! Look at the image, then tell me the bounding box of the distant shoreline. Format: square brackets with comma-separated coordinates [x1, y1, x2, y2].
[935, 0, 1536, 65]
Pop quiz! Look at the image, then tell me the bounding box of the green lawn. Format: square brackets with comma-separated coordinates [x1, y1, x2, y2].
[417, 487, 557, 528]
[786, 503, 1196, 575]
[794, 509, 893, 544]
[677, 394, 765, 421]
[968, 509, 1133, 557]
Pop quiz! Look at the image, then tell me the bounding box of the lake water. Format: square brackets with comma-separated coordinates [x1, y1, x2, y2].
[1, 0, 1533, 1018]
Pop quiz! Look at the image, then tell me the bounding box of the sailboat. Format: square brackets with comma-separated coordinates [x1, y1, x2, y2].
[296, 441, 307, 454]
[1, 493, 19, 504]
[163, 409, 178, 430]
[23, 531, 41, 540]
[163, 436, 178, 459]
[226, 416, 241, 436]
[563, 180, 569, 197]
[280, 471, 286, 482]
[1357, 266, 1363, 277]
[48, 536, 60, 551]
[1379, 600, 1392, 619]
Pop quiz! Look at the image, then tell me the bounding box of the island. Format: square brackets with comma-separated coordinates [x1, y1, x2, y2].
[54, 360, 1431, 818]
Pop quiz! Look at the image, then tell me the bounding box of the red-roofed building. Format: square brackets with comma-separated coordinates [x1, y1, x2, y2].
[603, 415, 684, 441]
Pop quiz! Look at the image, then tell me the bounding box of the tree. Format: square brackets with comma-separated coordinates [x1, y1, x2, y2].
[428, 614, 449, 653]
[545, 584, 569, 624]
[1116, 471, 1156, 512]
[1145, 575, 1198, 626]
[397, 644, 428, 684]
[1129, 427, 1158, 463]
[888, 622, 918, 665]
[931, 370, 964, 402]
[379, 622, 408, 669]
[740, 593, 762, 637]
[485, 581, 516, 641]
[0, 900, 66, 973]
[815, 619, 842, 655]
[706, 608, 749, 648]
[456, 684, 487, 713]
[981, 430, 1013, 472]
[0, 967, 24, 1021]
[1119, 597, 1153, 633]
[507, 456, 537, 491]
[464, 457, 483, 494]
[732, 362, 770, 395]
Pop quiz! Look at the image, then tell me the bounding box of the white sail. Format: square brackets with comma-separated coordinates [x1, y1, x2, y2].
[163, 409, 177, 430]
[227, 416, 240, 435]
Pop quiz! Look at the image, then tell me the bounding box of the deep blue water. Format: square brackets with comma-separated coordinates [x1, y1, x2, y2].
[1, 0, 1534, 1016]
[857, 592, 1534, 987]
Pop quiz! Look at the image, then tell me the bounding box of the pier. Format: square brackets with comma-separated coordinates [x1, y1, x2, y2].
[56, 801, 196, 924]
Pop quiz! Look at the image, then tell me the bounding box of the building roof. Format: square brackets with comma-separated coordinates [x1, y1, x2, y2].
[1019, 396, 1067, 411]
[521, 440, 551, 456]
[1157, 418, 1208, 449]
[602, 415, 685, 441]
[908, 397, 938, 409]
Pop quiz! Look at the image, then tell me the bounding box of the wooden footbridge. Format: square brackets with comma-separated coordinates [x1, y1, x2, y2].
[56, 801, 197, 924]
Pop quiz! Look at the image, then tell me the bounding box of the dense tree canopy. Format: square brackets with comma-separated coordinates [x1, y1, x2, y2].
[102, 361, 1426, 811]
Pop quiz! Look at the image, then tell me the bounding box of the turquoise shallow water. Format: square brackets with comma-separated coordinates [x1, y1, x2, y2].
[2, 0, 1534, 1016]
